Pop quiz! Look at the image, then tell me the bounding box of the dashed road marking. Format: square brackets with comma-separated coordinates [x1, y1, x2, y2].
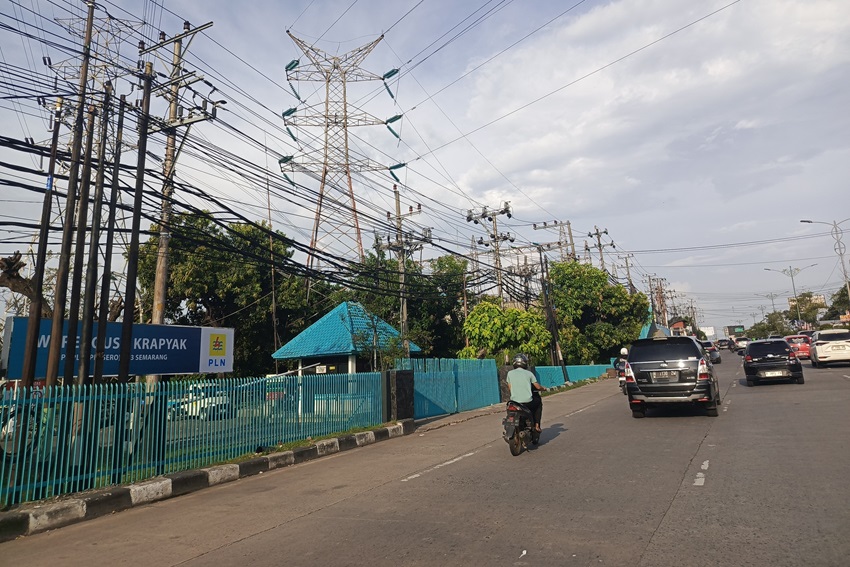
[694, 460, 709, 486]
[401, 451, 477, 482]
[723, 399, 731, 412]
[843, 375, 850, 381]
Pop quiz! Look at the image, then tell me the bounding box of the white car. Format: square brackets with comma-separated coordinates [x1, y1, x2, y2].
[810, 329, 850, 368]
[174, 383, 232, 421]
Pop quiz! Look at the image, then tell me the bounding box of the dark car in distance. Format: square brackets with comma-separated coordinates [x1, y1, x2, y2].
[624, 336, 721, 418]
[741, 339, 804, 386]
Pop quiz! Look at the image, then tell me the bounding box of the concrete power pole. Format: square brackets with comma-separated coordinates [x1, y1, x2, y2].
[467, 203, 513, 305]
[376, 186, 429, 358]
[587, 226, 615, 272]
[144, 22, 214, 342]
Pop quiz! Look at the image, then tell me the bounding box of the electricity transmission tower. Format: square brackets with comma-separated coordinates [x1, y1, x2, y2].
[281, 32, 390, 277]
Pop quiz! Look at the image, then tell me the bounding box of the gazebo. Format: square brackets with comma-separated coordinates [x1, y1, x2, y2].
[271, 301, 421, 374]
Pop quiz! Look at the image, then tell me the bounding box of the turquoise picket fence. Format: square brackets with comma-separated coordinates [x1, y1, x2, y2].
[0, 373, 382, 507]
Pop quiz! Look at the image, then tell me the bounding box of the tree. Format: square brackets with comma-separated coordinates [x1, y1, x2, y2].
[137, 213, 306, 377]
[458, 298, 551, 365]
[823, 285, 850, 321]
[746, 311, 793, 339]
[785, 291, 822, 327]
[548, 261, 649, 364]
[328, 252, 468, 358]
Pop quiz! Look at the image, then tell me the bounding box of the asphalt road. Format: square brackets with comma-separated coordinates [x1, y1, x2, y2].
[4, 360, 849, 567]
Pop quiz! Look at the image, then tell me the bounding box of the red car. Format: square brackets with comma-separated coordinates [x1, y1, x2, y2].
[784, 335, 812, 359]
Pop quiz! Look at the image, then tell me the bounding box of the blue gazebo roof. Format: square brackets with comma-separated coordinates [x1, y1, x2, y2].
[271, 301, 420, 360]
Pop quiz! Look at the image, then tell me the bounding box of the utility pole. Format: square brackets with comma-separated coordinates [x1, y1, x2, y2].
[375, 186, 429, 358]
[467, 203, 513, 305]
[62, 103, 98, 384]
[119, 62, 153, 383]
[78, 84, 113, 384]
[45, 1, 95, 388]
[506, 256, 536, 309]
[587, 226, 615, 272]
[757, 292, 779, 313]
[619, 254, 636, 294]
[21, 98, 63, 387]
[143, 22, 214, 348]
[93, 95, 126, 383]
[533, 244, 569, 383]
[532, 220, 575, 261]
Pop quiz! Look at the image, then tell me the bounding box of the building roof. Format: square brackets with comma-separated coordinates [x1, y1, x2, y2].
[271, 301, 421, 360]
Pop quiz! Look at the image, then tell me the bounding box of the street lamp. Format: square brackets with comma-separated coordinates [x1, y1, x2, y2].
[800, 218, 850, 312]
[764, 264, 817, 326]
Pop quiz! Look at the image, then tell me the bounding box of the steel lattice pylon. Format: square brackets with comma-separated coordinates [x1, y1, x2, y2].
[283, 31, 388, 272]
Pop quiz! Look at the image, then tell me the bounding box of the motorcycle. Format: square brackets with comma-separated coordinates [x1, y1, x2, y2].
[502, 392, 542, 456]
[615, 360, 627, 394]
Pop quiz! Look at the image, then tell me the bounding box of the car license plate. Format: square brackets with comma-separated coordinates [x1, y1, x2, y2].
[764, 370, 786, 377]
[832, 345, 846, 350]
[651, 370, 677, 381]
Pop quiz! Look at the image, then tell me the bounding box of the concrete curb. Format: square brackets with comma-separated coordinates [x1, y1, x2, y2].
[0, 419, 415, 542]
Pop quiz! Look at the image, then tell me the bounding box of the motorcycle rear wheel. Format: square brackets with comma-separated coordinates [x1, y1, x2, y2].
[509, 429, 523, 456]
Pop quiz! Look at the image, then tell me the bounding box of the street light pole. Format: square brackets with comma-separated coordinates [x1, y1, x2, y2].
[801, 218, 850, 312]
[764, 264, 817, 326]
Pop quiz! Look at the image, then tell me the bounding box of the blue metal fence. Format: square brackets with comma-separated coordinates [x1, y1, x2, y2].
[406, 358, 500, 419]
[534, 365, 610, 387]
[1, 373, 382, 507]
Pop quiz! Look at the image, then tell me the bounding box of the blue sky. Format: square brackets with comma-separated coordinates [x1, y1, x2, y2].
[2, 0, 849, 336]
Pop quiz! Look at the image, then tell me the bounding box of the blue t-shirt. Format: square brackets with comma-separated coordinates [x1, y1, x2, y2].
[506, 367, 537, 403]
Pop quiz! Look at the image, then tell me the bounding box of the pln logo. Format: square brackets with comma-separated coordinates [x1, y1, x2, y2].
[209, 334, 226, 357]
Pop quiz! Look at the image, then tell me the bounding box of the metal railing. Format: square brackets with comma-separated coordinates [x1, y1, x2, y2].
[1, 373, 382, 507]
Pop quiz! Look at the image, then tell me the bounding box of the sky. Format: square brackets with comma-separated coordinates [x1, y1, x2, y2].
[1, 0, 850, 338]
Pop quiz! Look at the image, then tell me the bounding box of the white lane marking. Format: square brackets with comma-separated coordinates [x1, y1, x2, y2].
[843, 375, 850, 381]
[401, 451, 477, 482]
[693, 461, 709, 486]
[723, 398, 731, 412]
[519, 550, 527, 559]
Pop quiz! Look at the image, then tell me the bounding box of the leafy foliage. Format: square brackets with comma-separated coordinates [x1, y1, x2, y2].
[548, 261, 649, 364]
[458, 298, 551, 365]
[137, 213, 306, 377]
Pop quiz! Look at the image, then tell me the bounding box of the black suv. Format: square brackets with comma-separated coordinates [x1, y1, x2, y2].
[741, 339, 804, 386]
[624, 336, 720, 418]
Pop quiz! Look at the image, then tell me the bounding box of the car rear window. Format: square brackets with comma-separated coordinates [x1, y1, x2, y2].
[747, 341, 790, 356]
[818, 331, 850, 342]
[629, 340, 701, 362]
[785, 336, 810, 345]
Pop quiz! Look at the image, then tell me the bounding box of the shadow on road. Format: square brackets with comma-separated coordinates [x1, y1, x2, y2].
[531, 422, 567, 447]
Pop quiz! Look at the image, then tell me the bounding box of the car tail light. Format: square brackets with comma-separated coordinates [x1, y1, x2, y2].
[624, 362, 636, 383]
[788, 352, 797, 362]
[744, 355, 753, 363]
[698, 359, 710, 380]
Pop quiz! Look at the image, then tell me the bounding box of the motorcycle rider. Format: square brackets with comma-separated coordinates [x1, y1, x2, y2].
[615, 347, 629, 392]
[506, 353, 546, 434]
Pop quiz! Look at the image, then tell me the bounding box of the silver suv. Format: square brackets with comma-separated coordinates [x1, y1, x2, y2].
[624, 336, 721, 418]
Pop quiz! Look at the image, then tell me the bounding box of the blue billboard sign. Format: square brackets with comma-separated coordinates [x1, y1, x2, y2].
[1, 317, 234, 379]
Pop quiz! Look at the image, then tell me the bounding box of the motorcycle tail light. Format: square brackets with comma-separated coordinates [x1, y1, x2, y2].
[624, 362, 636, 383]
[507, 403, 521, 412]
[698, 359, 710, 380]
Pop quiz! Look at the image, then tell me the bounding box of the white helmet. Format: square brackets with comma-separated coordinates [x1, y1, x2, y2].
[620, 347, 628, 356]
